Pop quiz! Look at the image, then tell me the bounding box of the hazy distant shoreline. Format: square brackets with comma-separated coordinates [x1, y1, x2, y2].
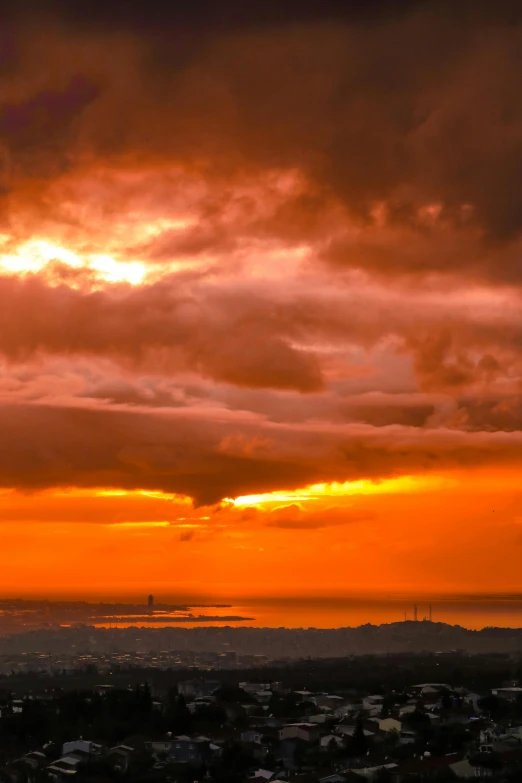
[3, 596, 522, 632]
[91, 615, 255, 624]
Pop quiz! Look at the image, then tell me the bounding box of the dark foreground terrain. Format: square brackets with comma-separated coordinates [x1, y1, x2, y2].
[0, 653, 521, 782]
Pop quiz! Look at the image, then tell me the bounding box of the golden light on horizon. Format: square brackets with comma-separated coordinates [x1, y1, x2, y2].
[107, 521, 171, 529]
[227, 474, 457, 508]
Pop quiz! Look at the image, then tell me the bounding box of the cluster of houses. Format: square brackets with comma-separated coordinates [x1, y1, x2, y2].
[168, 679, 522, 780]
[2, 740, 149, 783]
[3, 678, 522, 782]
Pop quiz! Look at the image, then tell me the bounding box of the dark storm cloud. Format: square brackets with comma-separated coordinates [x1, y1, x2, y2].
[3, 0, 422, 34]
[344, 402, 435, 428]
[3, 0, 522, 280]
[0, 76, 99, 189]
[0, 274, 323, 392]
[445, 395, 522, 432]
[2, 403, 522, 504]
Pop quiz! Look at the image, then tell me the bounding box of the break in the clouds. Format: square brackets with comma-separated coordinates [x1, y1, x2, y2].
[2, 0, 522, 595]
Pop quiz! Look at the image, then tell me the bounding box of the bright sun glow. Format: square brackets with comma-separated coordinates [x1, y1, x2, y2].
[228, 475, 457, 507]
[0, 238, 146, 285]
[107, 521, 171, 529]
[89, 254, 145, 284]
[41, 477, 458, 509]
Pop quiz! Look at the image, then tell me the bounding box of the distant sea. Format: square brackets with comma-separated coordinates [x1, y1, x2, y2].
[92, 593, 522, 630]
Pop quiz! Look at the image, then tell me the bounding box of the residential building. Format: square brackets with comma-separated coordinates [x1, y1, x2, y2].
[279, 724, 319, 743]
[378, 717, 401, 733]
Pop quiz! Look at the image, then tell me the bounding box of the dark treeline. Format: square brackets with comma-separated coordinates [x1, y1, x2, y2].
[0, 686, 220, 756]
[6, 622, 522, 658]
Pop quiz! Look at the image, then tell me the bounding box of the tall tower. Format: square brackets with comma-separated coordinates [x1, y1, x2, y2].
[147, 594, 154, 609]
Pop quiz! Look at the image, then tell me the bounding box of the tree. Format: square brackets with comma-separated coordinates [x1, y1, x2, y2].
[327, 737, 339, 756]
[293, 740, 307, 772]
[478, 694, 511, 721]
[382, 728, 399, 751]
[441, 691, 453, 710]
[434, 769, 457, 782]
[194, 702, 227, 728]
[374, 769, 394, 783]
[405, 710, 432, 732]
[380, 696, 394, 718]
[211, 741, 255, 783]
[165, 692, 193, 734]
[214, 684, 252, 703]
[352, 718, 369, 756]
[136, 682, 153, 719]
[469, 752, 502, 775]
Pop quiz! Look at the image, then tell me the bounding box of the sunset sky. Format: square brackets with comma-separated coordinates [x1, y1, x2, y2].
[3, 0, 522, 603]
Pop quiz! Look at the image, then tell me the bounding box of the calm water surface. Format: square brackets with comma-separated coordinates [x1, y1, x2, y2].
[93, 594, 522, 630]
